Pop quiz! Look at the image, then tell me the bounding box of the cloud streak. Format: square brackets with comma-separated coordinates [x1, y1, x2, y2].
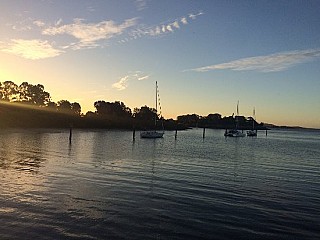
[0, 39, 64, 60]
[146, 12, 203, 36]
[43, 18, 137, 49]
[119, 11, 203, 43]
[112, 76, 129, 91]
[3, 11, 203, 59]
[135, 0, 148, 11]
[190, 49, 320, 72]
[112, 72, 150, 90]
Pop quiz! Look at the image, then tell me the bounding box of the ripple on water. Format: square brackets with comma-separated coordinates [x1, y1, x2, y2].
[0, 129, 319, 239]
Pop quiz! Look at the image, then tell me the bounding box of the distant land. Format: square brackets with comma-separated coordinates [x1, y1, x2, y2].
[2, 100, 316, 131]
[1, 100, 317, 131]
[263, 123, 320, 131]
[0, 80, 317, 131]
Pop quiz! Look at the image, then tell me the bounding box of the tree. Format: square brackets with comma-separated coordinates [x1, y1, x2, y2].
[94, 101, 132, 119]
[71, 102, 81, 115]
[46, 101, 57, 110]
[133, 106, 158, 128]
[177, 114, 199, 127]
[18, 82, 51, 106]
[0, 81, 19, 102]
[94, 100, 108, 115]
[85, 111, 96, 118]
[0, 82, 2, 100]
[57, 100, 72, 113]
[206, 113, 221, 122]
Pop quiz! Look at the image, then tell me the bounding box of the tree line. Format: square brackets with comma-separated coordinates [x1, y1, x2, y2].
[0, 81, 175, 129]
[0, 81, 265, 130]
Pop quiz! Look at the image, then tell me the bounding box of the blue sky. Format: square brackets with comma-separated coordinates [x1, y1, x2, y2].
[0, 0, 319, 128]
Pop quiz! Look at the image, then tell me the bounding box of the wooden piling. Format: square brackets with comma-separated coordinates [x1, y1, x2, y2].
[175, 128, 178, 140]
[203, 127, 206, 139]
[69, 125, 72, 143]
[133, 128, 136, 140]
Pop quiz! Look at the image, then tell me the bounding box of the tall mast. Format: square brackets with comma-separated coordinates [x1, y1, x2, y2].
[236, 100, 239, 129]
[252, 107, 255, 130]
[237, 100, 239, 116]
[156, 81, 158, 113]
[155, 81, 158, 127]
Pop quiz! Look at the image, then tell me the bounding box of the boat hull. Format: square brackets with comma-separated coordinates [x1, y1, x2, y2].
[224, 129, 246, 137]
[247, 130, 257, 137]
[140, 131, 164, 138]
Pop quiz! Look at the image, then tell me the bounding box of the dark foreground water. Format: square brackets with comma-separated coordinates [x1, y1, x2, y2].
[0, 128, 319, 239]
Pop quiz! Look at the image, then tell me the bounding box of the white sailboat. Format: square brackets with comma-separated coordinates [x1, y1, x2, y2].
[140, 81, 164, 138]
[224, 101, 246, 137]
[247, 108, 257, 137]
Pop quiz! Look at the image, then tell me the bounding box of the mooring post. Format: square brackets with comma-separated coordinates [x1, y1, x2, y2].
[69, 124, 73, 143]
[203, 127, 206, 139]
[133, 128, 136, 141]
[266, 129, 268, 136]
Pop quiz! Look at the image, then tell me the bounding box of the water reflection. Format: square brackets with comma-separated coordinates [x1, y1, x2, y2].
[0, 130, 46, 173]
[0, 128, 319, 239]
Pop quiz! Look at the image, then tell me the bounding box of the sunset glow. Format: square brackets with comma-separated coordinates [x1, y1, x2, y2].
[0, 1, 319, 128]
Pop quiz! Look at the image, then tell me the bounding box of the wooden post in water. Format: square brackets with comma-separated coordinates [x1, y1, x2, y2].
[132, 118, 136, 141]
[175, 128, 178, 140]
[69, 125, 73, 143]
[203, 127, 206, 139]
[266, 129, 268, 136]
[133, 128, 136, 141]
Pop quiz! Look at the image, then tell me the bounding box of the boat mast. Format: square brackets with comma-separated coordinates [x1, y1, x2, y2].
[236, 100, 239, 129]
[155, 81, 158, 128]
[252, 107, 255, 130]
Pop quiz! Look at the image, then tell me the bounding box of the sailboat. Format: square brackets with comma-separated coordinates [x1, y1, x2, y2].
[140, 81, 164, 138]
[247, 108, 257, 137]
[224, 101, 246, 137]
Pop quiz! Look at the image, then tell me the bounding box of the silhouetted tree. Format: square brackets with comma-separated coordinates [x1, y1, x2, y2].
[0, 81, 19, 102]
[206, 113, 221, 122]
[0, 82, 2, 100]
[177, 114, 199, 127]
[94, 100, 108, 115]
[18, 82, 51, 106]
[85, 111, 96, 118]
[133, 106, 157, 120]
[133, 106, 158, 129]
[71, 102, 81, 115]
[94, 101, 131, 118]
[57, 100, 72, 113]
[46, 101, 57, 110]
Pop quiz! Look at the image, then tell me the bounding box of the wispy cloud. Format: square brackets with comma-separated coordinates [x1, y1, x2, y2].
[138, 75, 149, 81]
[181, 17, 188, 25]
[33, 20, 45, 27]
[112, 76, 129, 91]
[119, 11, 203, 43]
[3, 10, 202, 59]
[112, 71, 150, 90]
[135, 0, 148, 11]
[0, 39, 64, 60]
[146, 11, 203, 37]
[55, 18, 63, 26]
[190, 49, 320, 73]
[189, 12, 204, 20]
[43, 18, 137, 49]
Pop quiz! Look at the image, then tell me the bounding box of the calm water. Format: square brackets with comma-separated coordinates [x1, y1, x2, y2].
[0, 128, 319, 239]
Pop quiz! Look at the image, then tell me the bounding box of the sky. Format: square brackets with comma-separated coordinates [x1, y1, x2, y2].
[0, 0, 319, 128]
